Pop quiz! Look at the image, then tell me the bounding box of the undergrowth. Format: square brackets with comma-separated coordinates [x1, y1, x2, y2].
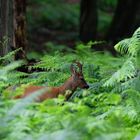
[1, 28, 140, 140]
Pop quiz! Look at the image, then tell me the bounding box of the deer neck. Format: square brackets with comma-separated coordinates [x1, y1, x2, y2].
[58, 77, 77, 95]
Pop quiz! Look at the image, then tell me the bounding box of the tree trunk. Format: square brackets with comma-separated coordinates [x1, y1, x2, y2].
[0, 0, 26, 59]
[14, 0, 27, 60]
[0, 0, 10, 56]
[106, 0, 140, 43]
[79, 0, 98, 43]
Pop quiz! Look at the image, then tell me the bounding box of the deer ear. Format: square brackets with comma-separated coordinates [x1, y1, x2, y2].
[74, 61, 83, 72]
[70, 64, 77, 74]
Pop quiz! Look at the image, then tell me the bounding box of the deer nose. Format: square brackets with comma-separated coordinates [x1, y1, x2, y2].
[84, 85, 89, 89]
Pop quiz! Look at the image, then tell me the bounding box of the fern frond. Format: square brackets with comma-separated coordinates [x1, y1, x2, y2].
[132, 27, 140, 39]
[105, 27, 140, 91]
[115, 27, 140, 56]
[104, 57, 136, 87]
[0, 48, 22, 64]
[0, 61, 24, 81]
[114, 38, 130, 55]
[121, 89, 140, 122]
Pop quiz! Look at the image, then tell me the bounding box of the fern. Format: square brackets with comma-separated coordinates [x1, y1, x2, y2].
[104, 27, 140, 92]
[104, 57, 137, 87]
[115, 27, 140, 57]
[1, 40, 140, 140]
[0, 48, 22, 65]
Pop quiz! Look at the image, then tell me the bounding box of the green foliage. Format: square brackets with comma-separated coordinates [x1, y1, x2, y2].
[99, 0, 117, 8]
[1, 33, 140, 140]
[104, 27, 140, 92]
[27, 0, 79, 31]
[115, 27, 140, 56]
[98, 0, 117, 34]
[0, 50, 27, 93]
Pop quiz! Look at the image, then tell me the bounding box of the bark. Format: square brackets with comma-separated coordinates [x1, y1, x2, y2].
[14, 0, 27, 60]
[106, 0, 140, 43]
[0, 0, 13, 56]
[0, 0, 27, 59]
[79, 0, 98, 43]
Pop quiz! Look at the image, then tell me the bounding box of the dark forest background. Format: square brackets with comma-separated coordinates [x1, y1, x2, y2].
[0, 0, 140, 58]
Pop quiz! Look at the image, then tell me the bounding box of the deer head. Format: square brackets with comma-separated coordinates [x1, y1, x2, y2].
[70, 61, 89, 89]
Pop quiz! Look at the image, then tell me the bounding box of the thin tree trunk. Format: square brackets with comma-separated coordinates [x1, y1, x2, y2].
[14, 0, 27, 60]
[0, 0, 10, 56]
[79, 0, 98, 43]
[106, 0, 140, 43]
[0, 0, 27, 59]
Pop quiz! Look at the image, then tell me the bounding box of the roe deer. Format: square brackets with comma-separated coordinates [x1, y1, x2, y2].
[14, 62, 89, 101]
